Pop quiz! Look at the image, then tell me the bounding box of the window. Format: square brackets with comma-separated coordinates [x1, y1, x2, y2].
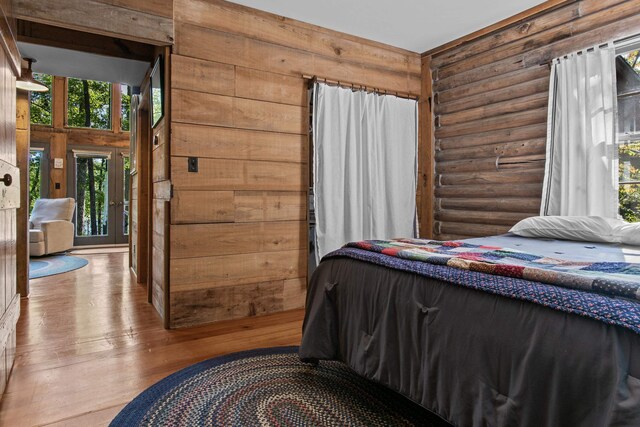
[67, 78, 111, 130]
[30, 73, 52, 125]
[616, 48, 640, 222]
[121, 84, 131, 132]
[28, 144, 49, 214]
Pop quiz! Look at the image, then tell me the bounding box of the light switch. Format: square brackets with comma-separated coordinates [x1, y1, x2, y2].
[54, 158, 64, 169]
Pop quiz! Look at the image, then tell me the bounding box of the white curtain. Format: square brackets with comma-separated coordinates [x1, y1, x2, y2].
[541, 45, 618, 217]
[313, 83, 417, 262]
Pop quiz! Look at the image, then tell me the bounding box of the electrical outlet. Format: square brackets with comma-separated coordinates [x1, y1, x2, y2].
[55, 182, 61, 190]
[188, 157, 198, 172]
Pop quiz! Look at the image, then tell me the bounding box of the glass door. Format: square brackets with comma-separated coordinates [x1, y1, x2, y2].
[117, 150, 130, 244]
[68, 146, 130, 246]
[29, 143, 50, 214]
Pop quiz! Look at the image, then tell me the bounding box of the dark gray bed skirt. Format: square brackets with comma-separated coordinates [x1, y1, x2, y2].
[299, 257, 640, 426]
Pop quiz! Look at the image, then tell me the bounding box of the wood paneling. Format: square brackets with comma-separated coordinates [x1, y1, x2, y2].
[13, 0, 173, 45]
[15, 92, 28, 298]
[174, 0, 419, 76]
[169, 0, 421, 327]
[171, 124, 307, 163]
[171, 249, 306, 291]
[234, 191, 306, 223]
[426, 0, 640, 239]
[171, 191, 234, 224]
[149, 46, 172, 327]
[171, 157, 306, 191]
[172, 89, 307, 134]
[235, 67, 306, 106]
[170, 221, 305, 259]
[171, 191, 306, 225]
[0, 19, 19, 400]
[174, 22, 420, 95]
[171, 55, 235, 96]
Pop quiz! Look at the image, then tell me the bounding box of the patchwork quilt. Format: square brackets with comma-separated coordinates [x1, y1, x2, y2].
[345, 239, 640, 302]
[327, 243, 640, 335]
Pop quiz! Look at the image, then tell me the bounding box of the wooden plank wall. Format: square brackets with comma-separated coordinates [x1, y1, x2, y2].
[426, 0, 640, 240]
[12, 0, 173, 46]
[169, 0, 421, 328]
[0, 0, 20, 397]
[150, 47, 171, 327]
[15, 91, 28, 298]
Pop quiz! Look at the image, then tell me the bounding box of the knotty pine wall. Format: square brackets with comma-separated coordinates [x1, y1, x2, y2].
[169, 0, 421, 327]
[425, 0, 640, 240]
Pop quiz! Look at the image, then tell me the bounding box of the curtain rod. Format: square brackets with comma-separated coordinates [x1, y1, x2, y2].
[302, 75, 419, 100]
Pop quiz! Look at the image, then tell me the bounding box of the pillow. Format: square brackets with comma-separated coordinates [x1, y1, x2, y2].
[613, 222, 640, 246]
[509, 216, 622, 243]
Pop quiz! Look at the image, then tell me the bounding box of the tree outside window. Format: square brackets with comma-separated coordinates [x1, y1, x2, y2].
[121, 84, 131, 131]
[30, 73, 52, 125]
[67, 78, 111, 130]
[29, 150, 43, 213]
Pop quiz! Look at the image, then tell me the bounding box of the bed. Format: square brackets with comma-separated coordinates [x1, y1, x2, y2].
[299, 234, 640, 426]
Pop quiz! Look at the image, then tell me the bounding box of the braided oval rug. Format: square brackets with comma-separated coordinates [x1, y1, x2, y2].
[111, 346, 447, 426]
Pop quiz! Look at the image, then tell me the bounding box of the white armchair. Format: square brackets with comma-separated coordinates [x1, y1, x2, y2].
[29, 198, 76, 257]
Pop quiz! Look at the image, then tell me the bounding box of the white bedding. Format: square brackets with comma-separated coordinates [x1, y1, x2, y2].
[464, 233, 640, 264]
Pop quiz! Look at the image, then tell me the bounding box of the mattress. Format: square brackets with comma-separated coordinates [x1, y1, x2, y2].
[299, 235, 640, 426]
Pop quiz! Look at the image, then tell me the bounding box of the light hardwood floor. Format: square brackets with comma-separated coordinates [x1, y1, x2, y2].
[0, 252, 304, 426]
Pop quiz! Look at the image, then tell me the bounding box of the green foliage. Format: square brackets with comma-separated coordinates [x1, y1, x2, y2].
[121, 85, 131, 131]
[76, 157, 109, 236]
[28, 151, 43, 213]
[623, 50, 640, 73]
[619, 142, 640, 223]
[67, 78, 111, 129]
[30, 73, 52, 125]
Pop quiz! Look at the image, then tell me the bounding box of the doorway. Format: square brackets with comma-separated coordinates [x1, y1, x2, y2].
[67, 146, 130, 246]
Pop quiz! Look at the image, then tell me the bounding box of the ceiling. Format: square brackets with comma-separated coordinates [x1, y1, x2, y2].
[231, 0, 545, 53]
[18, 42, 150, 87]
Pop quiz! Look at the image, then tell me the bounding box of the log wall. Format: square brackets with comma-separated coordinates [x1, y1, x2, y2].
[426, 0, 640, 240]
[169, 0, 421, 328]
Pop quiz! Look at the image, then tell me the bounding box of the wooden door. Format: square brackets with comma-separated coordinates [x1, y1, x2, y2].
[0, 0, 21, 396]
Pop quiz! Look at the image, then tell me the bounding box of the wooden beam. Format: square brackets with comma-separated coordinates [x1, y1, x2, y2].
[13, 0, 173, 46]
[421, 0, 577, 57]
[52, 76, 66, 129]
[112, 83, 122, 133]
[17, 20, 155, 62]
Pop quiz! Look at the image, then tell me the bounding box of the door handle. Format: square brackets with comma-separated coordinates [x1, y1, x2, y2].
[0, 173, 12, 186]
[109, 201, 116, 206]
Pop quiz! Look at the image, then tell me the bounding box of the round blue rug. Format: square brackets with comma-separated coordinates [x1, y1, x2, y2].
[111, 346, 447, 426]
[29, 255, 89, 279]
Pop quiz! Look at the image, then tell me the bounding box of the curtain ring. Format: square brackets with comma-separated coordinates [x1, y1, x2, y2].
[495, 155, 501, 171]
